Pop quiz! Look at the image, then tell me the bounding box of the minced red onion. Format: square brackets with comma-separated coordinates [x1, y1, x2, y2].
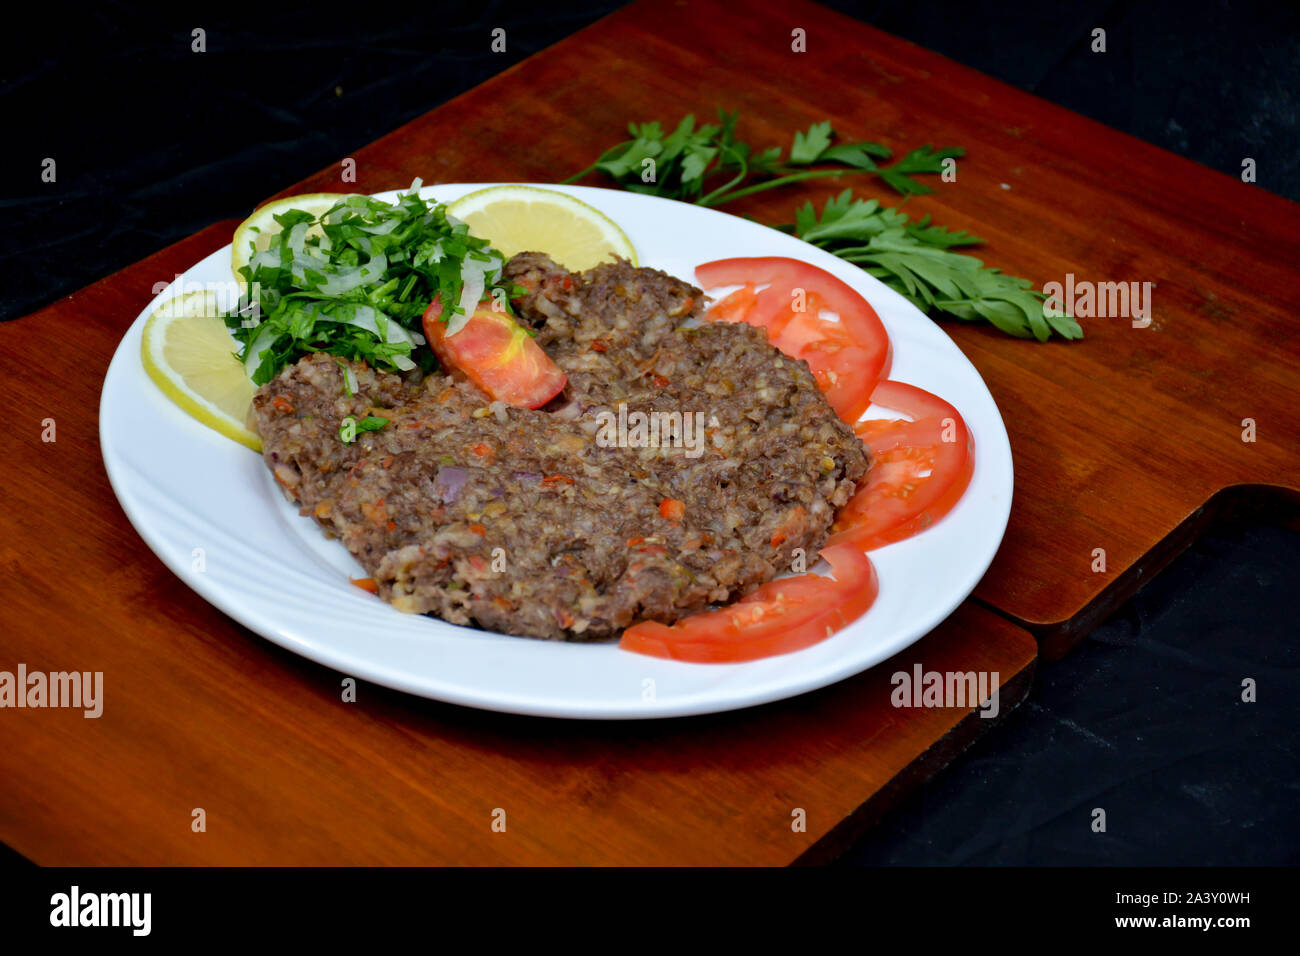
[433, 466, 468, 503]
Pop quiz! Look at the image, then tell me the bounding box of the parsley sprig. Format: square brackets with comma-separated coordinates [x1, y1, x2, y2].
[567, 111, 1079, 340]
[228, 182, 509, 384]
[787, 191, 1082, 340]
[563, 111, 961, 206]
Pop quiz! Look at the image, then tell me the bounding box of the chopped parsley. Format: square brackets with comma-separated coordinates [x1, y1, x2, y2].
[338, 415, 390, 444]
[227, 181, 513, 384]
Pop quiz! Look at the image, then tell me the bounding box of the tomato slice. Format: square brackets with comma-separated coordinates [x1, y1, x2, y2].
[422, 298, 567, 409]
[708, 284, 760, 323]
[695, 257, 891, 422]
[765, 292, 886, 423]
[698, 258, 823, 337]
[619, 544, 878, 663]
[828, 381, 974, 551]
[696, 257, 801, 290]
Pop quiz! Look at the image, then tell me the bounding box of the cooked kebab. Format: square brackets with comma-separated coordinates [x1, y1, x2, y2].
[253, 254, 868, 640]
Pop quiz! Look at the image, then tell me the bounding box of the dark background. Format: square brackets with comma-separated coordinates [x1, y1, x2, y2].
[2, 0, 1296, 866]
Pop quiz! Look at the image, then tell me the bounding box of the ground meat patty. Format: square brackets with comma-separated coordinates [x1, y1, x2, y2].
[253, 253, 869, 640]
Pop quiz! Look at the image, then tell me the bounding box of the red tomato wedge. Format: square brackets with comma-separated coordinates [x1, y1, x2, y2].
[422, 298, 567, 409]
[619, 544, 878, 663]
[768, 293, 884, 423]
[697, 257, 806, 332]
[696, 257, 892, 422]
[708, 283, 760, 323]
[828, 380, 974, 551]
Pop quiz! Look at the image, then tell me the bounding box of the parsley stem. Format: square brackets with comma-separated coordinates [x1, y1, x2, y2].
[699, 169, 856, 207]
[561, 141, 635, 185]
[560, 163, 600, 185]
[697, 143, 749, 206]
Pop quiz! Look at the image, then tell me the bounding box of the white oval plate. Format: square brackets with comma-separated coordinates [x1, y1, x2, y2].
[100, 183, 1012, 719]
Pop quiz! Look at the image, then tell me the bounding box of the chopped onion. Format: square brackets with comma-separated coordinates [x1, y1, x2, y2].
[287, 222, 309, 256]
[552, 398, 583, 422]
[356, 219, 401, 236]
[335, 304, 418, 370]
[446, 253, 502, 336]
[292, 252, 389, 296]
[242, 320, 280, 380]
[433, 466, 468, 503]
[249, 248, 280, 272]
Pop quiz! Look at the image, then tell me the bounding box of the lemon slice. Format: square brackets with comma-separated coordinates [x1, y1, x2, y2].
[231, 193, 355, 287]
[448, 185, 636, 272]
[141, 290, 261, 451]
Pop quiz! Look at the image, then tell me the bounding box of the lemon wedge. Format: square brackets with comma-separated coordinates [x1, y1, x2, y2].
[231, 193, 355, 288]
[141, 290, 261, 451]
[447, 185, 636, 272]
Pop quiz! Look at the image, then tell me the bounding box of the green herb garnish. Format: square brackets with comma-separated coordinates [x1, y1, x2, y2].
[227, 181, 510, 384]
[338, 415, 390, 444]
[564, 111, 959, 206]
[787, 191, 1082, 341]
[567, 111, 1079, 340]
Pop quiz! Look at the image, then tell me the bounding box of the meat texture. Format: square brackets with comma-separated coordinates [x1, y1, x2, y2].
[253, 253, 868, 640]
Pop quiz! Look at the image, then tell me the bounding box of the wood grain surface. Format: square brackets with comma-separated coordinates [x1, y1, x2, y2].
[272, 0, 1300, 651]
[3, 0, 1296, 865]
[0, 219, 1033, 863]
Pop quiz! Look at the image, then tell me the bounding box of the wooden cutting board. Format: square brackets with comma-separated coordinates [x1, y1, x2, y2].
[0, 218, 1034, 866]
[2, 0, 1294, 864]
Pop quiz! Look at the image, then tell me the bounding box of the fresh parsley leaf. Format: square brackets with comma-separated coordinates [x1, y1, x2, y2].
[790, 121, 835, 164]
[876, 145, 965, 195]
[565, 109, 952, 205]
[791, 190, 1082, 341]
